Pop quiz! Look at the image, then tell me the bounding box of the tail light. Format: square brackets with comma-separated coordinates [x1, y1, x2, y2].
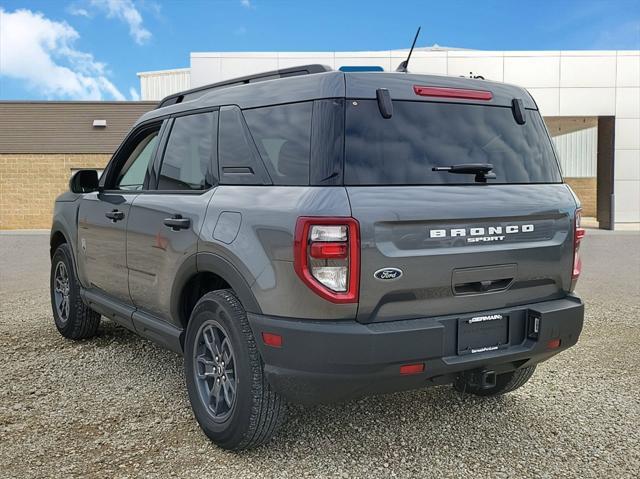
[570, 208, 586, 291]
[294, 217, 360, 303]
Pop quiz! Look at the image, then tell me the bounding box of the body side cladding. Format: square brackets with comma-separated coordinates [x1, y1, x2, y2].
[195, 252, 262, 315]
[169, 254, 198, 327]
[81, 288, 183, 354]
[50, 219, 81, 282]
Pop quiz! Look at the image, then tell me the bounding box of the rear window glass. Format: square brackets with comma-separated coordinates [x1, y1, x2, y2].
[243, 102, 312, 185]
[345, 100, 561, 185]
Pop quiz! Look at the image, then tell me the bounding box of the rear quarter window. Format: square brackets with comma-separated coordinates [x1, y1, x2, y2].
[243, 102, 312, 186]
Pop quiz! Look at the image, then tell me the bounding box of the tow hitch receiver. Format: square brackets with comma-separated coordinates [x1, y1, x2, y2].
[460, 369, 497, 389]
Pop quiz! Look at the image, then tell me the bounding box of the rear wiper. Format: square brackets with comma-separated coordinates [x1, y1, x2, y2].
[432, 163, 496, 183]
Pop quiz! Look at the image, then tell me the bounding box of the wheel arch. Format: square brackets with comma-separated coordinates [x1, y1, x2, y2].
[50, 224, 81, 281]
[50, 229, 68, 258]
[171, 252, 262, 328]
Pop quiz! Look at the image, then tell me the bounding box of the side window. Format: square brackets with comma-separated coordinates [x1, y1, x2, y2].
[218, 105, 271, 185]
[244, 102, 312, 185]
[115, 129, 160, 191]
[157, 111, 216, 191]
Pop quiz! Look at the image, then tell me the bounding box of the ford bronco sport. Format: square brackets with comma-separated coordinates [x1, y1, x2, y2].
[50, 65, 585, 450]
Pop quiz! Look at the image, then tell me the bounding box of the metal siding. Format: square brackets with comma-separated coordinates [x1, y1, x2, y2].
[0, 102, 156, 154]
[139, 69, 191, 101]
[552, 126, 598, 177]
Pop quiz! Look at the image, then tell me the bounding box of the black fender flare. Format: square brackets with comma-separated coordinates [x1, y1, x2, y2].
[169, 252, 262, 325]
[50, 221, 81, 280]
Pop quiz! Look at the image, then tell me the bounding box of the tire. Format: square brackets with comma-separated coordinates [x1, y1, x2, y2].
[454, 366, 537, 397]
[50, 243, 101, 340]
[184, 289, 286, 450]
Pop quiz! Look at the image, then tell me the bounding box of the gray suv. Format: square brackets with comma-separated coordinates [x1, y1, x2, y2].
[50, 65, 585, 450]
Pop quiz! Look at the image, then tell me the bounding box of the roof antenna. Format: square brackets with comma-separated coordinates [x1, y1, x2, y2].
[395, 27, 421, 73]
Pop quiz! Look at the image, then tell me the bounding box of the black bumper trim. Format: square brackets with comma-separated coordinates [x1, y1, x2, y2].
[248, 295, 584, 404]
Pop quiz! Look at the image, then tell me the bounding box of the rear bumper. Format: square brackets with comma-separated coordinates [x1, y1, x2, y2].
[248, 295, 584, 404]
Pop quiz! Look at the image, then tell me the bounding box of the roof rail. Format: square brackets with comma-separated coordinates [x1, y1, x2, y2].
[156, 64, 333, 109]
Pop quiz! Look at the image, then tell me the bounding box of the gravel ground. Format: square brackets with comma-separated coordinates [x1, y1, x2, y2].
[1, 230, 639, 478]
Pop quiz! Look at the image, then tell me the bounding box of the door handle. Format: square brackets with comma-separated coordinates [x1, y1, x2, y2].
[105, 209, 125, 222]
[163, 215, 191, 231]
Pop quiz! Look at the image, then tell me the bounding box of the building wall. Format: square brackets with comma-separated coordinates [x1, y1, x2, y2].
[0, 154, 110, 229]
[545, 117, 598, 217]
[137, 68, 191, 101]
[0, 102, 155, 230]
[565, 177, 597, 217]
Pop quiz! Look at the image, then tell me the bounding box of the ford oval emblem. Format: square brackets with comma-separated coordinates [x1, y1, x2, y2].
[374, 268, 403, 281]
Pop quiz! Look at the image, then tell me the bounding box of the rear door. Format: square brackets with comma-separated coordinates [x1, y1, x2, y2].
[126, 110, 217, 323]
[77, 121, 163, 304]
[343, 97, 577, 323]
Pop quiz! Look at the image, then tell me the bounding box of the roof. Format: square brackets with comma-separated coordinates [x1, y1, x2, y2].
[0, 101, 156, 154]
[136, 70, 534, 126]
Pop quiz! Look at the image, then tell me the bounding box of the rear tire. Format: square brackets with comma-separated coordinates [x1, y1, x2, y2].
[50, 243, 100, 340]
[184, 289, 286, 450]
[454, 366, 536, 397]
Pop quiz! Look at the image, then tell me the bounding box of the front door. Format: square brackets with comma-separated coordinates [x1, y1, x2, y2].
[127, 111, 218, 323]
[76, 122, 163, 304]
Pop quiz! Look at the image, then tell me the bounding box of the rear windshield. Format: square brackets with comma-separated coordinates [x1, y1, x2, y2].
[344, 100, 562, 185]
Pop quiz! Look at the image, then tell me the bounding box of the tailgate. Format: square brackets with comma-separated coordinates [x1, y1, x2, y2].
[349, 184, 577, 323]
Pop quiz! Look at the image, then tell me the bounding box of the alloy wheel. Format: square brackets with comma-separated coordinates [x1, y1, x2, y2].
[53, 261, 70, 324]
[193, 318, 237, 422]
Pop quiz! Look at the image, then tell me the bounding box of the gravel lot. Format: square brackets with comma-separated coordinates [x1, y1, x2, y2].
[1, 230, 639, 478]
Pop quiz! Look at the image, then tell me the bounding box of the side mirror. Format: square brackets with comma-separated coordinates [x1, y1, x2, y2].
[70, 169, 100, 193]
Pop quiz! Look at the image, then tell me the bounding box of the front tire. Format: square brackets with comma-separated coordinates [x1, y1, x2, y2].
[50, 243, 100, 340]
[184, 290, 286, 450]
[454, 366, 537, 397]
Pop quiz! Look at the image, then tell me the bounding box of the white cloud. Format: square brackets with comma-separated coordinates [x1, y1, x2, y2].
[89, 0, 151, 44]
[240, 0, 253, 9]
[129, 87, 140, 101]
[68, 6, 91, 18]
[0, 8, 125, 100]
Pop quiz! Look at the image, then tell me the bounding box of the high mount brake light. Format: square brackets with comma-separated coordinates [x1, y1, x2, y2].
[413, 85, 493, 101]
[294, 217, 360, 303]
[570, 208, 586, 291]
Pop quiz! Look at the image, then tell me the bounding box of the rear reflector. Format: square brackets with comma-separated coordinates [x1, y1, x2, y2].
[547, 338, 561, 350]
[400, 363, 425, 375]
[413, 85, 493, 101]
[571, 208, 586, 291]
[262, 332, 282, 348]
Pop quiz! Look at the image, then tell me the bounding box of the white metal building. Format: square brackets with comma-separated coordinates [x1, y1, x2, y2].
[138, 47, 640, 229]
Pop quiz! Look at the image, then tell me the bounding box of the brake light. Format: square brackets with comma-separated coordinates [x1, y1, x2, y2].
[310, 242, 348, 259]
[294, 217, 360, 303]
[570, 208, 586, 291]
[413, 85, 493, 101]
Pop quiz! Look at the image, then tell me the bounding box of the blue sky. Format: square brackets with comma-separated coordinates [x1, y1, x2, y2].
[1, 0, 639, 101]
